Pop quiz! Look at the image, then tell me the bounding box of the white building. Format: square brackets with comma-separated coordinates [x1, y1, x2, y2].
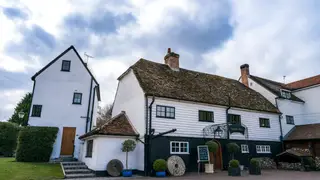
[80, 48, 283, 175]
[240, 64, 320, 156]
[28, 46, 101, 160]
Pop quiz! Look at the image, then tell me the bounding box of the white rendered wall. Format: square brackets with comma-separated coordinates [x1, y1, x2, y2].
[247, 77, 277, 105]
[112, 70, 145, 136]
[28, 48, 98, 159]
[80, 136, 144, 171]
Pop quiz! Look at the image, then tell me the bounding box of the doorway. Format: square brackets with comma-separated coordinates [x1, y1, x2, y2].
[60, 127, 76, 156]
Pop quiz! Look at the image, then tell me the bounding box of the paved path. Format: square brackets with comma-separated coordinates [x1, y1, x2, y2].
[74, 170, 320, 180]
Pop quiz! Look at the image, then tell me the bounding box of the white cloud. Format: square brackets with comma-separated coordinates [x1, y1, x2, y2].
[0, 89, 26, 120]
[203, 0, 320, 83]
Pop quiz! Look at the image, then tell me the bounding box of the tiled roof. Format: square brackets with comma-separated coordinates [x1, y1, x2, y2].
[250, 75, 304, 102]
[285, 123, 320, 140]
[79, 111, 139, 139]
[128, 59, 279, 113]
[277, 148, 312, 157]
[285, 74, 320, 90]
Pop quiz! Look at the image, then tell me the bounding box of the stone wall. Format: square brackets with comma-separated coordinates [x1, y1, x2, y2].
[256, 157, 277, 169]
[278, 162, 303, 171]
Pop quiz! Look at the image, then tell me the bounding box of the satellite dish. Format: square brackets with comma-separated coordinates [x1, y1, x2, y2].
[167, 155, 186, 176]
[107, 159, 123, 177]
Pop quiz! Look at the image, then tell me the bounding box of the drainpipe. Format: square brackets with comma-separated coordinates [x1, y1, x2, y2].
[226, 96, 231, 140]
[147, 96, 155, 176]
[85, 78, 93, 133]
[144, 96, 149, 176]
[275, 97, 284, 151]
[89, 85, 97, 131]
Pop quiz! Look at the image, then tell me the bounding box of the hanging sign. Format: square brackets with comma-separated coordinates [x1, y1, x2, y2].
[197, 145, 209, 162]
[229, 124, 245, 134]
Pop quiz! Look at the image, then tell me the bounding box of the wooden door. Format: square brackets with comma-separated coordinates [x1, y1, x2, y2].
[60, 127, 76, 156]
[214, 146, 222, 170]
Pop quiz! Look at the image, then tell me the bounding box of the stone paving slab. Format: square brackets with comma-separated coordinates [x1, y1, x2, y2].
[72, 170, 320, 180]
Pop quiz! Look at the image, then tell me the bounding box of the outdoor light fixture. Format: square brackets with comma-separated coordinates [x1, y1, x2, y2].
[214, 126, 223, 138]
[18, 111, 25, 119]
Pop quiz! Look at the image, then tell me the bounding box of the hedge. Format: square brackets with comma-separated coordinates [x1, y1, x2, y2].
[16, 126, 59, 162]
[0, 122, 20, 157]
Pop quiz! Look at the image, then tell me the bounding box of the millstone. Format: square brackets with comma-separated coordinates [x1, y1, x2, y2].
[107, 159, 123, 177]
[167, 155, 186, 176]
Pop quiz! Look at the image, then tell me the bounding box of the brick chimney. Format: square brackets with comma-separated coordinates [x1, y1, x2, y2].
[240, 64, 250, 87]
[164, 48, 179, 70]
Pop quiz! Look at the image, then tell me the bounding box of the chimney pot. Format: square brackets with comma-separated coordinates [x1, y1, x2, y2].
[164, 48, 179, 70]
[240, 64, 250, 87]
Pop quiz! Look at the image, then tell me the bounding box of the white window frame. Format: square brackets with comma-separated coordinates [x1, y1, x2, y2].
[170, 141, 189, 154]
[256, 145, 271, 154]
[280, 89, 291, 99]
[241, 144, 249, 153]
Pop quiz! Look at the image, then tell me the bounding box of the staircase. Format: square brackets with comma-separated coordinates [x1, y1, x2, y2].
[61, 161, 95, 178]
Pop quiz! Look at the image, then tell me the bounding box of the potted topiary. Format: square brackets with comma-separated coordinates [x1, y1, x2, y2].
[153, 159, 167, 177]
[249, 158, 261, 175]
[205, 140, 219, 173]
[228, 159, 241, 176]
[226, 143, 240, 160]
[121, 139, 136, 177]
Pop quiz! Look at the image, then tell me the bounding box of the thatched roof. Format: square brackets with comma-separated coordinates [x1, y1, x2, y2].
[126, 59, 279, 113]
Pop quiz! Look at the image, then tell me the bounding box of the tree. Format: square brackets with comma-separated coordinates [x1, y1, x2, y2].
[96, 104, 113, 127]
[8, 93, 32, 126]
[227, 143, 240, 159]
[121, 139, 136, 170]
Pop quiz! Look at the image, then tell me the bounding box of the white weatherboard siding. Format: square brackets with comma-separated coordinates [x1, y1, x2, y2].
[294, 86, 320, 125]
[80, 136, 144, 171]
[150, 98, 281, 142]
[247, 77, 277, 105]
[276, 99, 304, 136]
[28, 49, 98, 159]
[112, 70, 145, 136]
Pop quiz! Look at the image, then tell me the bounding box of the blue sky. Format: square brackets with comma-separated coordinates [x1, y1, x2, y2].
[1, 0, 320, 121]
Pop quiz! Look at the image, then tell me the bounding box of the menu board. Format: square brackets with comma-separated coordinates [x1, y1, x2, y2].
[197, 145, 209, 162]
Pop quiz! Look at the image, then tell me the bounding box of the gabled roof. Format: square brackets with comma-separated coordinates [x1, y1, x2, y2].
[285, 123, 320, 140]
[31, 45, 101, 101]
[249, 75, 304, 102]
[124, 59, 279, 113]
[285, 74, 320, 90]
[79, 111, 139, 139]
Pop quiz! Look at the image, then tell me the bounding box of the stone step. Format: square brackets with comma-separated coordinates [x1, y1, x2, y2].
[65, 173, 95, 179]
[65, 169, 92, 174]
[63, 165, 88, 169]
[62, 162, 85, 166]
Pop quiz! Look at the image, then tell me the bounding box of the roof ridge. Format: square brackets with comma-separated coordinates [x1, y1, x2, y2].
[136, 58, 240, 83]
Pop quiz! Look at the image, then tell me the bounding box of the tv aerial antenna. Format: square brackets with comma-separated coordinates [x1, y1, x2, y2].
[84, 52, 94, 64]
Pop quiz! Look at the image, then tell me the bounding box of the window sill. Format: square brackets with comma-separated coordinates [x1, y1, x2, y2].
[72, 103, 82, 105]
[256, 152, 271, 154]
[156, 116, 175, 119]
[61, 70, 70, 72]
[199, 120, 214, 123]
[260, 126, 270, 128]
[170, 152, 189, 155]
[85, 156, 92, 158]
[241, 152, 249, 154]
[31, 116, 41, 117]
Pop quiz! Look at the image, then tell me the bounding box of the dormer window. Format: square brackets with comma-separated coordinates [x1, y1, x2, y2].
[61, 60, 71, 72]
[280, 89, 291, 99]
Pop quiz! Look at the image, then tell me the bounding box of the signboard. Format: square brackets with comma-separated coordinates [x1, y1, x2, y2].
[197, 145, 209, 162]
[229, 124, 245, 135]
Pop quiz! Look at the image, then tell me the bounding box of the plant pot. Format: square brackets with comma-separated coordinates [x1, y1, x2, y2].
[156, 171, 166, 177]
[228, 167, 241, 176]
[249, 166, 261, 175]
[122, 170, 132, 177]
[205, 163, 214, 173]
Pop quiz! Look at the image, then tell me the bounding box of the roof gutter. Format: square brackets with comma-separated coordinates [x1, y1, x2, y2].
[89, 85, 97, 131]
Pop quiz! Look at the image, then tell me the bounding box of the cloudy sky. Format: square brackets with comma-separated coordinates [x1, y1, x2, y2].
[1, 0, 320, 121]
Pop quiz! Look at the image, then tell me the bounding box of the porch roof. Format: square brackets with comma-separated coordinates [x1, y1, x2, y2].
[285, 123, 320, 140]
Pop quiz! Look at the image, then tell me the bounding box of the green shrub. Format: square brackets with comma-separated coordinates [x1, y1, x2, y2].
[153, 159, 167, 172]
[205, 140, 218, 153]
[0, 122, 20, 157]
[227, 143, 240, 159]
[229, 159, 240, 168]
[250, 158, 260, 168]
[16, 126, 58, 162]
[303, 157, 316, 170]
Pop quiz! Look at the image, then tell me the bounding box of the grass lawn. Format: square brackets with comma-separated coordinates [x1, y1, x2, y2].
[0, 158, 64, 180]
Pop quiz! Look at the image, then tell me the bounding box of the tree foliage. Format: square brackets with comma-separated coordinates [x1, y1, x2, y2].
[227, 143, 240, 159]
[0, 122, 20, 156]
[8, 93, 32, 126]
[96, 104, 113, 127]
[121, 139, 136, 169]
[16, 126, 58, 162]
[206, 140, 219, 153]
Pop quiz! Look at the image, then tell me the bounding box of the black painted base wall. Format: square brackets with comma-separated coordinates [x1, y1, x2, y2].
[94, 169, 144, 177]
[150, 136, 281, 172]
